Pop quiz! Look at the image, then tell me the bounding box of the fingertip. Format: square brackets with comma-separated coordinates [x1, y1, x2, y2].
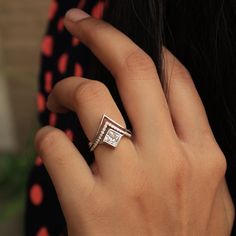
[34, 126, 63, 155]
[64, 9, 93, 41]
[65, 8, 91, 23]
[46, 92, 69, 113]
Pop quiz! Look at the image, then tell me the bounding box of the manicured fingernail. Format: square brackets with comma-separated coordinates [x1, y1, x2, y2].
[65, 8, 90, 22]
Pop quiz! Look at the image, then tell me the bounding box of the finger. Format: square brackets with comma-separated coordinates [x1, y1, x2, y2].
[47, 77, 137, 178]
[35, 126, 94, 216]
[163, 48, 213, 143]
[64, 9, 176, 145]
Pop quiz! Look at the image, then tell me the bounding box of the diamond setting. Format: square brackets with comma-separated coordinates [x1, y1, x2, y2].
[89, 114, 132, 151]
[103, 128, 123, 147]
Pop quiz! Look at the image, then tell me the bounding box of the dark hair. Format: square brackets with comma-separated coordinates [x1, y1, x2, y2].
[91, 0, 236, 179]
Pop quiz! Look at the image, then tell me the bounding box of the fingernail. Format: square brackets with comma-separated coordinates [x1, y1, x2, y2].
[65, 8, 90, 22]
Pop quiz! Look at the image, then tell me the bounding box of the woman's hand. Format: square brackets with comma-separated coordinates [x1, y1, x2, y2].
[35, 9, 235, 236]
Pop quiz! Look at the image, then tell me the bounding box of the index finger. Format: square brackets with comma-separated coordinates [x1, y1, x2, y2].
[64, 9, 175, 145]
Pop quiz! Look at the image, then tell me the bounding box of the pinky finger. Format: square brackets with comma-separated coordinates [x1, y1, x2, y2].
[35, 126, 95, 217]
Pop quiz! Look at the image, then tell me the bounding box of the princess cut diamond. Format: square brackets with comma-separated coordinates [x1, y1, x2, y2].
[103, 128, 123, 147]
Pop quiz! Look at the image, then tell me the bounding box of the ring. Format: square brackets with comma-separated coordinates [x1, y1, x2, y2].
[89, 114, 132, 152]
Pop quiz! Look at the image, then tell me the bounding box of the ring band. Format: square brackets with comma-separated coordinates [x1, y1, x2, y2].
[89, 114, 132, 151]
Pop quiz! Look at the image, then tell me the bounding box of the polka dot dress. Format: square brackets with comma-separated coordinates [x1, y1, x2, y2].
[25, 1, 106, 235]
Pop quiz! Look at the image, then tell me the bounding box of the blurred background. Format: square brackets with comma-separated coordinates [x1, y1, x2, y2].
[0, 0, 50, 235]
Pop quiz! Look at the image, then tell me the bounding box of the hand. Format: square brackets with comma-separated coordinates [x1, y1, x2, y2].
[35, 9, 235, 236]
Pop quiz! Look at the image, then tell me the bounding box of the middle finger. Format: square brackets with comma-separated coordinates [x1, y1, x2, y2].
[64, 9, 176, 145]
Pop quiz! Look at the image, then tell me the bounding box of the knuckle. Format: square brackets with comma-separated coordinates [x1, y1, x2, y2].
[123, 49, 156, 76]
[202, 138, 227, 180]
[208, 151, 227, 180]
[73, 80, 108, 105]
[201, 153, 227, 192]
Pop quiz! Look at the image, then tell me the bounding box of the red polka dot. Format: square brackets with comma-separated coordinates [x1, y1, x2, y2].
[48, 0, 58, 20]
[74, 63, 83, 77]
[49, 112, 57, 126]
[72, 37, 80, 46]
[65, 129, 74, 141]
[57, 18, 64, 32]
[37, 93, 46, 112]
[30, 184, 43, 206]
[91, 1, 105, 19]
[35, 156, 43, 166]
[58, 53, 69, 74]
[44, 71, 53, 93]
[41, 36, 54, 57]
[37, 227, 49, 236]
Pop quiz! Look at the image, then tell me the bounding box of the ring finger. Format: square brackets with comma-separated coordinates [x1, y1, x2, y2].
[47, 76, 137, 178]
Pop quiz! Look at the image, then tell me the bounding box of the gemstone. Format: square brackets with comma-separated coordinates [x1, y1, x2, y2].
[103, 129, 123, 147]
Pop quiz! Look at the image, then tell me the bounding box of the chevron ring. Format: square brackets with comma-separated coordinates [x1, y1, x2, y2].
[88, 114, 132, 152]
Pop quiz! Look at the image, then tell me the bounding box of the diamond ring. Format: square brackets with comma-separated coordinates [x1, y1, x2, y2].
[88, 114, 132, 152]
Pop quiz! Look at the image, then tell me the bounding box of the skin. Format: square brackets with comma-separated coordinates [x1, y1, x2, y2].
[35, 8, 235, 236]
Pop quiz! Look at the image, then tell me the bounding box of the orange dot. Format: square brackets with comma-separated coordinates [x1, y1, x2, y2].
[65, 129, 74, 141]
[30, 184, 43, 206]
[74, 63, 83, 77]
[41, 36, 54, 57]
[72, 37, 80, 46]
[37, 93, 46, 112]
[57, 18, 64, 32]
[44, 71, 53, 93]
[49, 112, 57, 126]
[37, 227, 49, 236]
[58, 53, 69, 74]
[48, 0, 58, 20]
[91, 1, 105, 19]
[35, 156, 43, 166]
